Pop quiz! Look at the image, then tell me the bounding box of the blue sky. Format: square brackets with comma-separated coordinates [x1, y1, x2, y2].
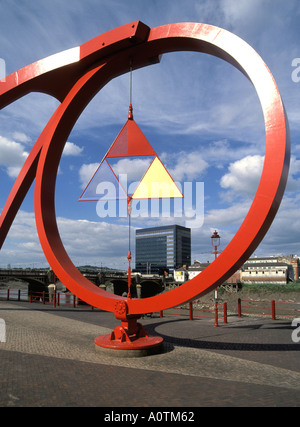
[0, 0, 300, 269]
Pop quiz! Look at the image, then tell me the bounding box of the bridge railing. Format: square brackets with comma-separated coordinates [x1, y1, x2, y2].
[0, 268, 49, 276]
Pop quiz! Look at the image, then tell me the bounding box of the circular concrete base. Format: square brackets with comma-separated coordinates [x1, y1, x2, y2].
[94, 334, 164, 358]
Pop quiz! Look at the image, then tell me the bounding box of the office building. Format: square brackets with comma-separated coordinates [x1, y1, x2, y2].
[135, 225, 191, 274]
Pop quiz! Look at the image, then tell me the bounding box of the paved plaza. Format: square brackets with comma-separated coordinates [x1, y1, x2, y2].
[0, 300, 299, 407]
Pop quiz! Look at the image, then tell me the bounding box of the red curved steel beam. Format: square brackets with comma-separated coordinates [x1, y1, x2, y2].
[0, 22, 290, 316]
[0, 21, 152, 249]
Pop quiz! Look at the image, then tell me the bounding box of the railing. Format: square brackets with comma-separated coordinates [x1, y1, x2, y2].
[238, 298, 300, 320]
[0, 288, 28, 301]
[0, 288, 95, 310]
[160, 300, 228, 327]
[1, 288, 299, 322]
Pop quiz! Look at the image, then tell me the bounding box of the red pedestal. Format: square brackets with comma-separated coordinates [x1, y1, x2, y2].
[94, 300, 163, 356]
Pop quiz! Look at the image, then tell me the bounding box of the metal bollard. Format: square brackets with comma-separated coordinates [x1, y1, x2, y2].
[223, 302, 227, 324]
[214, 301, 218, 327]
[272, 300, 276, 320]
[189, 302, 193, 320]
[238, 298, 242, 317]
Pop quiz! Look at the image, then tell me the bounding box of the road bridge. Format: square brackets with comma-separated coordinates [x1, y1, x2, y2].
[91, 272, 166, 298]
[0, 268, 172, 298]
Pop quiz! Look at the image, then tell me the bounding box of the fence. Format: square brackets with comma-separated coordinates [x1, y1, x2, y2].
[0, 288, 95, 310]
[0, 288, 226, 325]
[238, 298, 300, 320]
[160, 300, 228, 327]
[1, 288, 299, 322]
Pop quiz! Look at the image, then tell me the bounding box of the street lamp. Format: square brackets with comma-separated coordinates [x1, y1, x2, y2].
[211, 230, 221, 302]
[211, 230, 220, 259]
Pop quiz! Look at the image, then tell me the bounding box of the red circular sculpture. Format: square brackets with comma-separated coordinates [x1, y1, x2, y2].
[0, 22, 290, 351]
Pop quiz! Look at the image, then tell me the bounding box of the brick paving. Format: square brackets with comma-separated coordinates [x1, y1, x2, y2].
[0, 300, 299, 407]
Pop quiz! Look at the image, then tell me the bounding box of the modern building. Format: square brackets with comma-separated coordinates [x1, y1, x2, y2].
[135, 225, 191, 274]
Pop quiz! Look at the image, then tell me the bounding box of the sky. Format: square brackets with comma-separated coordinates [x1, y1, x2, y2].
[0, 0, 300, 269]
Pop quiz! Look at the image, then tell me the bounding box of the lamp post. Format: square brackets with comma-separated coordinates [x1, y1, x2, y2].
[211, 230, 220, 260]
[211, 231, 221, 326]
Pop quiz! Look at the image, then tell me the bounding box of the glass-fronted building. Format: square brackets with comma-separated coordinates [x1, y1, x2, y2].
[135, 225, 191, 274]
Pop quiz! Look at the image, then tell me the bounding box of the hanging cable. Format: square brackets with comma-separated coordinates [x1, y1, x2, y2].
[128, 58, 134, 120]
[129, 57, 133, 105]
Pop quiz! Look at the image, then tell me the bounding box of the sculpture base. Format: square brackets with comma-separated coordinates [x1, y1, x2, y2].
[95, 334, 163, 357]
[95, 299, 163, 357]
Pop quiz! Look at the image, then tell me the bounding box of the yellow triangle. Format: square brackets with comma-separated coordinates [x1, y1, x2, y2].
[132, 157, 183, 199]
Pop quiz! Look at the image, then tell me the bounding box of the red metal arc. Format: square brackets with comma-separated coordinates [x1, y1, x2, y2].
[0, 21, 290, 319]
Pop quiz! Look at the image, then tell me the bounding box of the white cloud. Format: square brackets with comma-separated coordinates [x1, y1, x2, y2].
[221, 0, 263, 22]
[57, 216, 129, 267]
[63, 141, 84, 156]
[286, 156, 300, 192]
[12, 132, 31, 144]
[162, 151, 208, 181]
[79, 163, 99, 189]
[0, 136, 29, 178]
[220, 155, 264, 196]
[0, 209, 131, 268]
[220, 154, 300, 197]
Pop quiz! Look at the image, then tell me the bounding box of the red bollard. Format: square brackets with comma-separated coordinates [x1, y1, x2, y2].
[189, 302, 193, 320]
[214, 301, 218, 327]
[223, 302, 227, 324]
[272, 300, 276, 320]
[238, 298, 242, 318]
[160, 310, 163, 318]
[6, 288, 9, 301]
